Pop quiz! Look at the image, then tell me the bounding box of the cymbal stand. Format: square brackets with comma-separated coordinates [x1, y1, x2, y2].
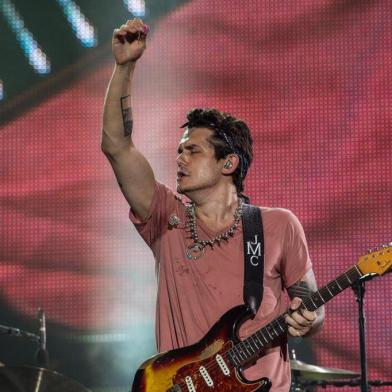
[0, 308, 48, 367]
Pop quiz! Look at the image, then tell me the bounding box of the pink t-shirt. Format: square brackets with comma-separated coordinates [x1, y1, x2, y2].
[129, 182, 312, 391]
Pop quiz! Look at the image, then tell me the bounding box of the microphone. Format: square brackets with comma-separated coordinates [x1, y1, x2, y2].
[35, 308, 49, 367]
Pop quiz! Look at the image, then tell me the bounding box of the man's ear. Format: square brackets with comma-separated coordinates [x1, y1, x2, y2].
[222, 154, 240, 174]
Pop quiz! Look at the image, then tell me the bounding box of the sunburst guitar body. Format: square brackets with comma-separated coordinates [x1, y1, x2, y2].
[132, 305, 271, 392]
[131, 245, 392, 392]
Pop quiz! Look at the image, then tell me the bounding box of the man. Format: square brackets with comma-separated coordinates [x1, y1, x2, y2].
[102, 18, 324, 391]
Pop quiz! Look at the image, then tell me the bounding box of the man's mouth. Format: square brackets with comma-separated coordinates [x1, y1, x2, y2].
[177, 169, 189, 179]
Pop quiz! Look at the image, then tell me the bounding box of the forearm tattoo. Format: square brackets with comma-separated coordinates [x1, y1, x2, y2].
[287, 280, 314, 300]
[120, 95, 133, 136]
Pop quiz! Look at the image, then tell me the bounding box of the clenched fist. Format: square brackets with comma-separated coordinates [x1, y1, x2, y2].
[112, 18, 149, 65]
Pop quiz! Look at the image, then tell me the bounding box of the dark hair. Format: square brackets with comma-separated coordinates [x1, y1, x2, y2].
[182, 108, 253, 194]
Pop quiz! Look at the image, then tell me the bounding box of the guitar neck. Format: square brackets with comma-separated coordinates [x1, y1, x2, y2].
[302, 265, 362, 311]
[227, 265, 363, 367]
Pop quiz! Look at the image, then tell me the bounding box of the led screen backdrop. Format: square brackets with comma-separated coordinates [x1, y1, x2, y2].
[1, 1, 391, 391]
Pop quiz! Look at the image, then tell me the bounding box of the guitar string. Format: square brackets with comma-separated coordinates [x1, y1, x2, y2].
[172, 311, 303, 389]
[171, 314, 287, 389]
[172, 308, 312, 390]
[171, 269, 359, 390]
[174, 343, 267, 391]
[171, 320, 279, 392]
[184, 263, 378, 390]
[168, 268, 374, 390]
[174, 311, 323, 388]
[171, 304, 318, 390]
[171, 318, 294, 389]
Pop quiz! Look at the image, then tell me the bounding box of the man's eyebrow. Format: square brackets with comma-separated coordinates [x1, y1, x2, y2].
[177, 144, 199, 154]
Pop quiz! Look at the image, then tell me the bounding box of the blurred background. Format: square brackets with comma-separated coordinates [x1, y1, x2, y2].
[0, 0, 391, 391]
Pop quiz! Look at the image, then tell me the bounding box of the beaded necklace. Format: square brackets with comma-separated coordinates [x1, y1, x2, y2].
[185, 200, 243, 260]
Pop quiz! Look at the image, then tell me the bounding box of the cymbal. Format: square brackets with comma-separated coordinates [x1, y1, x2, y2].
[0, 366, 91, 392]
[290, 359, 360, 381]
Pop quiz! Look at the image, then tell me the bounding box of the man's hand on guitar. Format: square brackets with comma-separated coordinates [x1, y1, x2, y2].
[285, 269, 324, 337]
[285, 297, 317, 337]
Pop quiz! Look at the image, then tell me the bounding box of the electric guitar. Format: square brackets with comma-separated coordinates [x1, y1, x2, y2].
[131, 245, 392, 392]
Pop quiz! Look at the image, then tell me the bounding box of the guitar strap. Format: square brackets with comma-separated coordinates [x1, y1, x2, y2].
[241, 204, 264, 316]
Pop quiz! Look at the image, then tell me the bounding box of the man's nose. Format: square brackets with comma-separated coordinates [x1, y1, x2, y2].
[176, 153, 186, 166]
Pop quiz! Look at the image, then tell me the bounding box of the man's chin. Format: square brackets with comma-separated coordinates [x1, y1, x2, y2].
[176, 182, 192, 196]
[176, 184, 185, 194]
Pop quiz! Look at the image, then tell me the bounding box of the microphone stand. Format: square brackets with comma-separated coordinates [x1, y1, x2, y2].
[351, 273, 376, 392]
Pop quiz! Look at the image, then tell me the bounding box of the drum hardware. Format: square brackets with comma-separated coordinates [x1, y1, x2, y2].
[0, 366, 91, 392]
[290, 358, 362, 392]
[0, 308, 48, 366]
[290, 353, 392, 389]
[0, 309, 92, 391]
[290, 358, 360, 381]
[290, 349, 360, 392]
[36, 308, 49, 367]
[0, 324, 40, 343]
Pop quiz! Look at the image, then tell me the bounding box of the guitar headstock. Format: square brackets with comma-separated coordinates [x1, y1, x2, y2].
[357, 244, 392, 276]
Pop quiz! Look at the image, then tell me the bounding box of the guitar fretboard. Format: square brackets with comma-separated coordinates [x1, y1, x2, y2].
[227, 265, 362, 367]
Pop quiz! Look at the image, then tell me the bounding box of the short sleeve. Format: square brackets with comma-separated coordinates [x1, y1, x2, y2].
[281, 210, 312, 288]
[129, 181, 178, 249]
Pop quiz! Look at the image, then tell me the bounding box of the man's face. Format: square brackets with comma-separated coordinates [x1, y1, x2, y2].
[176, 127, 223, 195]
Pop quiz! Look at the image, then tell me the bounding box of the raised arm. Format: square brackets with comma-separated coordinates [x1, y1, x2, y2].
[102, 19, 155, 220]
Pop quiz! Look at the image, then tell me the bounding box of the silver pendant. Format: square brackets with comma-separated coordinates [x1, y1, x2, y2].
[186, 243, 205, 260]
[168, 214, 181, 228]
